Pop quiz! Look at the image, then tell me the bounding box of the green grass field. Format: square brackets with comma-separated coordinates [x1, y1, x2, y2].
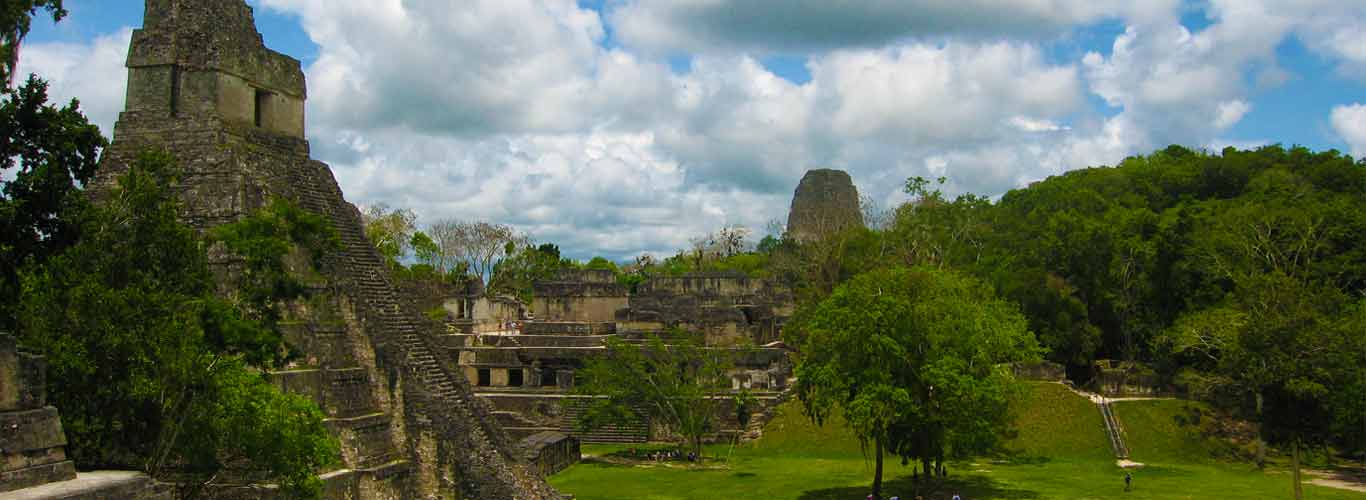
[549, 383, 1366, 499]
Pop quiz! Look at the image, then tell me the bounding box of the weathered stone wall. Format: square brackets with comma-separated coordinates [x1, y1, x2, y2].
[1, 334, 172, 499]
[786, 168, 863, 242]
[521, 322, 616, 336]
[530, 270, 629, 323]
[530, 295, 625, 322]
[0, 334, 76, 493]
[1009, 361, 1067, 381]
[1092, 360, 1165, 397]
[91, 2, 564, 498]
[519, 432, 580, 477]
[618, 272, 792, 346]
[455, 270, 796, 446]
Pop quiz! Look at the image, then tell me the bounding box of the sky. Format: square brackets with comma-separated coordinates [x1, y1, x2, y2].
[17, 0, 1366, 262]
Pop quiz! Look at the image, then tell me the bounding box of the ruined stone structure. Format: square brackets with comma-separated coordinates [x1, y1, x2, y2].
[92, 2, 563, 498]
[0, 333, 75, 493]
[618, 272, 794, 346]
[531, 270, 629, 323]
[1092, 360, 1165, 397]
[443, 278, 527, 335]
[443, 271, 794, 444]
[786, 169, 863, 242]
[1, 333, 169, 498]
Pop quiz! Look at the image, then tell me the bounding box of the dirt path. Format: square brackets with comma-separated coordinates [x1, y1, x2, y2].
[1307, 467, 1366, 493]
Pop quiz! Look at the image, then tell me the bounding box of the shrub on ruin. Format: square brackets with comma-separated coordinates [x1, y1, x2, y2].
[17, 151, 338, 497]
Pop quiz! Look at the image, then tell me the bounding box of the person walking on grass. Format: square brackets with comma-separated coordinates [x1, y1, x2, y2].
[1124, 471, 1133, 492]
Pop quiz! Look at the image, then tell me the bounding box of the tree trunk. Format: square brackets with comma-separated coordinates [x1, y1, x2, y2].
[873, 440, 884, 500]
[1255, 391, 1266, 470]
[1292, 439, 1303, 500]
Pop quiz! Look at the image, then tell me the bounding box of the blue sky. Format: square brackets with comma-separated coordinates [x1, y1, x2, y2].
[17, 0, 1366, 261]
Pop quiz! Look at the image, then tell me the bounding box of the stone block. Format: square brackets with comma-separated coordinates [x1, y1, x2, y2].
[0, 460, 78, 494]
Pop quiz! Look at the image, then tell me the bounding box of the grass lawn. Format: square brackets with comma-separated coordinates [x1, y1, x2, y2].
[549, 383, 1366, 499]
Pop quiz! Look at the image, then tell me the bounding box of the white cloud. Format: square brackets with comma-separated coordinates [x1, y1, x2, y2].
[1213, 100, 1251, 130]
[1248, 0, 1366, 81]
[1332, 103, 1366, 158]
[247, 0, 1107, 259]
[260, 0, 632, 136]
[321, 127, 790, 259]
[1010, 116, 1070, 133]
[14, 28, 133, 136]
[24, 0, 1359, 260]
[1073, 0, 1366, 160]
[810, 43, 1082, 143]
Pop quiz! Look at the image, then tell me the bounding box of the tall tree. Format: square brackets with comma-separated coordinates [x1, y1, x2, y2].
[422, 218, 463, 274]
[18, 152, 337, 496]
[1161, 167, 1366, 498]
[446, 220, 527, 284]
[489, 242, 573, 302]
[573, 331, 736, 458]
[0, 2, 102, 331]
[359, 203, 416, 269]
[1, 0, 63, 85]
[0, 77, 106, 329]
[791, 267, 1040, 499]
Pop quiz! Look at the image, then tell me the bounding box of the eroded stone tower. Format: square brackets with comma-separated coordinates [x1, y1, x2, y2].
[95, 1, 563, 498]
[785, 169, 863, 242]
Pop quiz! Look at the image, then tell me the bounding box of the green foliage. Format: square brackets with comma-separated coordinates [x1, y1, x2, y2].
[791, 266, 1041, 495]
[490, 243, 577, 303]
[0, 75, 106, 330]
[1, 1, 64, 85]
[359, 203, 415, 269]
[17, 152, 337, 496]
[211, 197, 338, 348]
[424, 304, 449, 322]
[410, 230, 440, 269]
[871, 146, 1366, 385]
[572, 331, 735, 457]
[755, 234, 783, 255]
[583, 256, 619, 272]
[1151, 158, 1366, 481]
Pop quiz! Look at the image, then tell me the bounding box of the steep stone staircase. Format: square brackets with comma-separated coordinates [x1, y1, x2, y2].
[557, 400, 649, 444]
[1098, 398, 1130, 459]
[289, 162, 561, 499]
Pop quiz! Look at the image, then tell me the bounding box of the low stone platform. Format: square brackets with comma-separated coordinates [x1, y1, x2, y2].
[520, 432, 580, 477]
[0, 471, 168, 500]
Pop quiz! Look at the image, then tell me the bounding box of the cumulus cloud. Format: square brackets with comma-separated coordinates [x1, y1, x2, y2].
[21, 0, 1352, 260]
[1213, 100, 1251, 130]
[1241, 0, 1366, 81]
[1072, 1, 1366, 165]
[608, 0, 1177, 54]
[1332, 104, 1366, 158]
[246, 0, 1115, 259]
[15, 28, 133, 136]
[259, 0, 650, 136]
[319, 127, 790, 258]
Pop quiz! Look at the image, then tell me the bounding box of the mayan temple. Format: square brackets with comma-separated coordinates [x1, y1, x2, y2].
[90, 1, 564, 498]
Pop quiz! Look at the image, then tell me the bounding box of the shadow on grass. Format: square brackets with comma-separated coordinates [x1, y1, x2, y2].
[580, 447, 732, 472]
[992, 451, 1054, 466]
[1133, 464, 1198, 478]
[798, 474, 1040, 500]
